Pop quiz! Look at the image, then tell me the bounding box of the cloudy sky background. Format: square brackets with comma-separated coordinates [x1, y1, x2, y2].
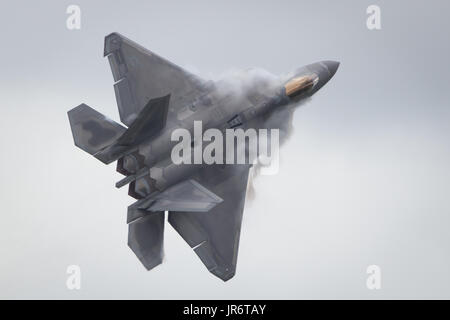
[1, 0, 450, 299]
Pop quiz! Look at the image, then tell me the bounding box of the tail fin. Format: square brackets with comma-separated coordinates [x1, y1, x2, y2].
[116, 94, 170, 146]
[68, 103, 129, 164]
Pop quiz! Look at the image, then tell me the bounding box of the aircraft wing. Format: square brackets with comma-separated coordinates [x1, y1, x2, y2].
[168, 164, 251, 281]
[104, 32, 208, 126]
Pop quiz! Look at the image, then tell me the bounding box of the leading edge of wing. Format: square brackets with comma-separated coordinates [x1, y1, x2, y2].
[103, 32, 207, 126]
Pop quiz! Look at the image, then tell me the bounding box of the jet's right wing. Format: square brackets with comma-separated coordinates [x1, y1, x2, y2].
[168, 164, 251, 281]
[104, 33, 208, 126]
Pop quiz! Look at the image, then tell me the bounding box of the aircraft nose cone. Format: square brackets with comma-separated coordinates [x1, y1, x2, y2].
[322, 60, 340, 78]
[307, 60, 340, 94]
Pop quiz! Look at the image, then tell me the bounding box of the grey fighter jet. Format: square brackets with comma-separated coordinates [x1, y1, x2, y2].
[68, 33, 339, 281]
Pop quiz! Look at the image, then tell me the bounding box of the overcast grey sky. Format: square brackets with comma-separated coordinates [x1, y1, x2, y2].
[1, 0, 450, 299]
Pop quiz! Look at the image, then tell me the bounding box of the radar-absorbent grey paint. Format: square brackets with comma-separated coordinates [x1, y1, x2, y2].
[68, 32, 339, 281]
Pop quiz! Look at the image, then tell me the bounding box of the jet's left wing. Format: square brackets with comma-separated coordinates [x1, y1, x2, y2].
[104, 33, 209, 126]
[168, 164, 251, 281]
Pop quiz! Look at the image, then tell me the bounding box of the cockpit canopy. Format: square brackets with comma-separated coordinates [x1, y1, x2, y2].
[284, 74, 318, 98]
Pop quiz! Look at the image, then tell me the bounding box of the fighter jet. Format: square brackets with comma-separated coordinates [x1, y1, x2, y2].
[68, 32, 339, 281]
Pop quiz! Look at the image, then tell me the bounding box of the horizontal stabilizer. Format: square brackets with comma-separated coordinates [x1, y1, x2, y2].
[128, 211, 165, 271]
[68, 104, 127, 162]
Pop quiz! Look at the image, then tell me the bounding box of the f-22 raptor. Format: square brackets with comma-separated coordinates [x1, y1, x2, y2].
[68, 33, 339, 281]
